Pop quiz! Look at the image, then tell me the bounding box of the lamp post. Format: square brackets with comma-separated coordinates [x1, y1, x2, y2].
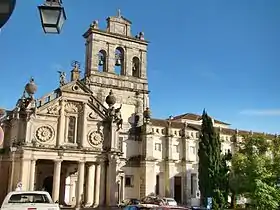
[38, 0, 66, 34]
[8, 146, 17, 192]
[0, 0, 17, 29]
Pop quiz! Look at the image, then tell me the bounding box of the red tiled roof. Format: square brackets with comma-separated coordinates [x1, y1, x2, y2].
[171, 113, 230, 125]
[150, 118, 275, 139]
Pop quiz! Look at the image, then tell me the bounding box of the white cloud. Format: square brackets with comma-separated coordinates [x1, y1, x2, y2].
[239, 109, 280, 116]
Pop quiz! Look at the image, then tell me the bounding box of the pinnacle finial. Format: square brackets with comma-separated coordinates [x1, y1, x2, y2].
[117, 9, 121, 17]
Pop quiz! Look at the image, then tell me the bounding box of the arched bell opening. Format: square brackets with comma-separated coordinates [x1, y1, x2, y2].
[132, 57, 140, 78]
[115, 47, 125, 75]
[98, 50, 107, 72]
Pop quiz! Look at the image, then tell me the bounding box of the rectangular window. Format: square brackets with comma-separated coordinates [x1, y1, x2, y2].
[155, 143, 162, 151]
[191, 173, 197, 195]
[67, 116, 76, 143]
[190, 146, 196, 155]
[8, 193, 51, 203]
[125, 175, 133, 187]
[174, 145, 179, 153]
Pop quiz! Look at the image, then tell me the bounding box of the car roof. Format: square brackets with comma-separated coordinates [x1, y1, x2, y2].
[8, 191, 49, 195]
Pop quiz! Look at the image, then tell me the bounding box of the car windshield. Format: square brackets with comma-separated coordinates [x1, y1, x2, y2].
[166, 199, 175, 202]
[8, 193, 51, 204]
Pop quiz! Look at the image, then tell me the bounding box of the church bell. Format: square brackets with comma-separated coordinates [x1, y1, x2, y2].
[98, 58, 104, 66]
[115, 58, 121, 66]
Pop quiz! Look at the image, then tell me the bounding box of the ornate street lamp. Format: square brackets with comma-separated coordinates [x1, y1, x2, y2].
[38, 0, 66, 34]
[0, 0, 17, 29]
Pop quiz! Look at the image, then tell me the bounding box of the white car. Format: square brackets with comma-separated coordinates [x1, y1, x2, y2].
[163, 197, 177, 206]
[1, 191, 60, 210]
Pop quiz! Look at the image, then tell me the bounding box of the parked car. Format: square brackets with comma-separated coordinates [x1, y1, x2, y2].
[141, 196, 165, 206]
[163, 198, 177, 206]
[1, 191, 60, 210]
[119, 198, 141, 208]
[123, 204, 190, 210]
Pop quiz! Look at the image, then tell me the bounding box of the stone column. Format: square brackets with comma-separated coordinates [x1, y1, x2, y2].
[80, 103, 87, 148]
[94, 164, 101, 206]
[106, 157, 117, 206]
[85, 163, 95, 207]
[29, 159, 36, 191]
[52, 160, 62, 202]
[76, 161, 85, 207]
[57, 99, 66, 147]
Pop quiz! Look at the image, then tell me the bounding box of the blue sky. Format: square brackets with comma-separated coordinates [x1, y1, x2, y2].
[0, 0, 280, 133]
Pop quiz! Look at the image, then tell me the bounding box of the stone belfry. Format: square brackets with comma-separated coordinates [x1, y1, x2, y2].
[83, 10, 150, 127]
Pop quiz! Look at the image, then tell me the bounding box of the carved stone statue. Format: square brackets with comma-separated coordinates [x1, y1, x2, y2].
[114, 104, 123, 130]
[90, 20, 99, 29]
[58, 71, 67, 87]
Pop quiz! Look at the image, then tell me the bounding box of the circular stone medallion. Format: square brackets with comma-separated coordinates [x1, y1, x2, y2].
[88, 131, 103, 146]
[35, 125, 54, 142]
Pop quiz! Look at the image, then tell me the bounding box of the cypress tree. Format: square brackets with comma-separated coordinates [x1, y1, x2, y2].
[198, 109, 222, 207]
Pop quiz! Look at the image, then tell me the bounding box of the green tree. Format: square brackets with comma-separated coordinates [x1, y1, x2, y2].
[198, 110, 223, 207]
[229, 134, 280, 210]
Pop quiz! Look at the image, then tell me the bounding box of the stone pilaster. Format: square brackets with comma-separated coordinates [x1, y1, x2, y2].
[106, 156, 118, 206]
[99, 161, 107, 205]
[140, 161, 156, 198]
[57, 99, 66, 147]
[140, 50, 147, 79]
[164, 161, 175, 197]
[81, 103, 87, 148]
[141, 121, 154, 159]
[108, 44, 116, 73]
[20, 158, 30, 191]
[110, 123, 119, 151]
[29, 159, 36, 191]
[181, 123, 188, 204]
[181, 163, 188, 204]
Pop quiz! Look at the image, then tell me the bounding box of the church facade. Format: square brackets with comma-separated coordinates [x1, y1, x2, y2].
[0, 12, 275, 208]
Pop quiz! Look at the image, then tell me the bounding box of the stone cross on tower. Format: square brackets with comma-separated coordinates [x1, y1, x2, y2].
[117, 9, 121, 17]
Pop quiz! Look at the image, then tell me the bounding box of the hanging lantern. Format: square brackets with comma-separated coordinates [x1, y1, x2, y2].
[38, 0, 67, 34]
[0, 0, 17, 29]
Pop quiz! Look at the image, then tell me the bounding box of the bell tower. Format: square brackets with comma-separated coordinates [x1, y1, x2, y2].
[83, 10, 149, 127]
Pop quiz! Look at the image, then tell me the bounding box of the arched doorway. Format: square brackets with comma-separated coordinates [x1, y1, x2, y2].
[43, 176, 53, 196]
